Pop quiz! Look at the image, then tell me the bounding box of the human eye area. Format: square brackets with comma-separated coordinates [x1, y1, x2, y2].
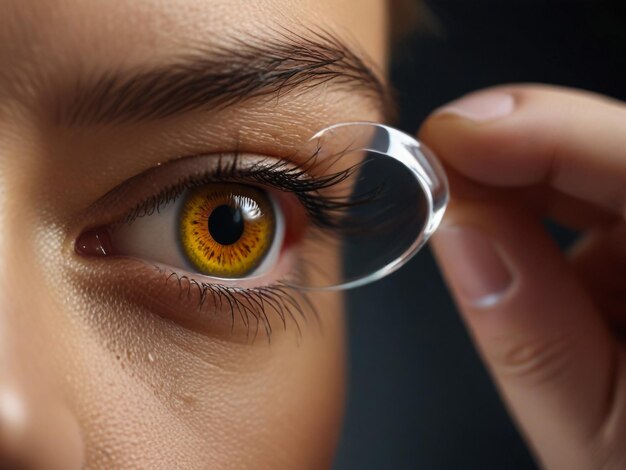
[73, 123, 447, 339]
[77, 157, 300, 287]
[115, 182, 281, 279]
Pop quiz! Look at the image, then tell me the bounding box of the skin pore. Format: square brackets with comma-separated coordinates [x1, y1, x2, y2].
[0, 1, 387, 468]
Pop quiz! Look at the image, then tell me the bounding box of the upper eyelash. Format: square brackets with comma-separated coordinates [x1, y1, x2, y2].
[121, 148, 383, 233]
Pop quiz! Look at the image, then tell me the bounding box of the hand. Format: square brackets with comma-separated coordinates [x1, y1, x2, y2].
[420, 85, 626, 470]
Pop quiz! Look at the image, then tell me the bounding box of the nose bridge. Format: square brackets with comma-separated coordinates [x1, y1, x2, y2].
[0, 131, 84, 469]
[0, 176, 42, 468]
[0, 125, 40, 402]
[0, 249, 42, 401]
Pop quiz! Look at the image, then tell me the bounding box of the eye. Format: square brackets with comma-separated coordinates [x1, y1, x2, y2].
[87, 181, 290, 284]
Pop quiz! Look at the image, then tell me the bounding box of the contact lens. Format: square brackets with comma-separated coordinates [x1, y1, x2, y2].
[282, 122, 449, 290]
[179, 184, 275, 278]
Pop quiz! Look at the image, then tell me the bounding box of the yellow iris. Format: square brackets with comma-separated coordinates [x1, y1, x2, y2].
[179, 184, 275, 278]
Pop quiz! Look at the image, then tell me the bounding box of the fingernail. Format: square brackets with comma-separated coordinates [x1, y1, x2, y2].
[434, 226, 514, 307]
[433, 92, 515, 122]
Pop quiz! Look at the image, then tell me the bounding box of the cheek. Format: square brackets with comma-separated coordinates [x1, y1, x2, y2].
[244, 290, 346, 468]
[43, 229, 347, 469]
[128, 297, 346, 468]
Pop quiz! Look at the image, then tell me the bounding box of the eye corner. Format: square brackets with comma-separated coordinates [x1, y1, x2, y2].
[74, 226, 114, 258]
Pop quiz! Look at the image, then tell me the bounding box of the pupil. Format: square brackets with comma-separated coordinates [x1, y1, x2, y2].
[208, 204, 245, 245]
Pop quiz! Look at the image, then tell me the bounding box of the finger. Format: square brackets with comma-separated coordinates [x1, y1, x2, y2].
[430, 199, 621, 470]
[569, 225, 626, 328]
[446, 168, 617, 230]
[419, 84, 626, 217]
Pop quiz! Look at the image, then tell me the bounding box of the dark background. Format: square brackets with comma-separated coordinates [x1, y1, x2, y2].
[334, 1, 626, 469]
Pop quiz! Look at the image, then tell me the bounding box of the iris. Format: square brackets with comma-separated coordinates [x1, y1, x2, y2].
[179, 184, 275, 278]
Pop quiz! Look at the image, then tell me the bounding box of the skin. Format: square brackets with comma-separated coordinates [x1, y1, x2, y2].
[0, 1, 386, 468]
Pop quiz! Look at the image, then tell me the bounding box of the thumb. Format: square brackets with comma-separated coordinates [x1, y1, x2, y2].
[430, 199, 620, 470]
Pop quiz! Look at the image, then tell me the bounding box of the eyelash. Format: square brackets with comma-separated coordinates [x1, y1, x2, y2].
[159, 269, 316, 343]
[113, 149, 372, 341]
[122, 149, 377, 232]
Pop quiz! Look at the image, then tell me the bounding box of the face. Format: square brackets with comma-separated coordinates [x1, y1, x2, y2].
[0, 1, 388, 468]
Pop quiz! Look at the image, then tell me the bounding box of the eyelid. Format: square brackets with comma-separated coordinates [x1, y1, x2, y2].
[70, 152, 298, 236]
[67, 253, 316, 343]
[72, 152, 325, 290]
[69, 149, 320, 341]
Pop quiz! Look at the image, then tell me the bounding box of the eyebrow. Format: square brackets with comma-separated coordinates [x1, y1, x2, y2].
[57, 29, 391, 126]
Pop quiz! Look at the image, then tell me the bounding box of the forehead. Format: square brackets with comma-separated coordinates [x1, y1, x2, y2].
[0, 0, 385, 72]
[2, 1, 279, 60]
[0, 0, 387, 130]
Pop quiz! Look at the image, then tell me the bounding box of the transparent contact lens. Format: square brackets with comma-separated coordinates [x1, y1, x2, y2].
[284, 122, 449, 290]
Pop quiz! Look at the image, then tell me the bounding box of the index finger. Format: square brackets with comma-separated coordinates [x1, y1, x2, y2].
[419, 84, 626, 216]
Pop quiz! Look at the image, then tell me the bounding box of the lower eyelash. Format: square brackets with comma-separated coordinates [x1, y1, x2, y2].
[158, 267, 319, 343]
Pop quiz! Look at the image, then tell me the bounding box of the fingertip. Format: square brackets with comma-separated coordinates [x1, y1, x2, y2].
[421, 84, 626, 205]
[419, 86, 555, 187]
[431, 90, 516, 122]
